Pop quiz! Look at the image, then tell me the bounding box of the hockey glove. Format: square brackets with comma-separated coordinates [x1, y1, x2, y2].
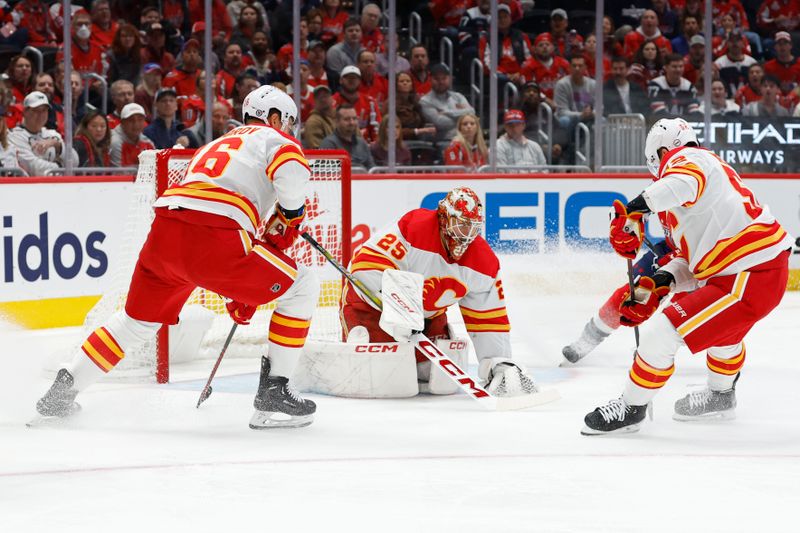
[617, 276, 670, 327]
[264, 202, 305, 250]
[226, 300, 257, 325]
[609, 199, 645, 259]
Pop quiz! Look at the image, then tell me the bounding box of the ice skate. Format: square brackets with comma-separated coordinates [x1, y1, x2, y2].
[249, 357, 316, 429]
[562, 319, 610, 364]
[673, 374, 738, 421]
[581, 397, 651, 435]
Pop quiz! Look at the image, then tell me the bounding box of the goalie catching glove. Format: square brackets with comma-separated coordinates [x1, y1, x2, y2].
[613, 273, 672, 326]
[479, 357, 539, 397]
[609, 199, 645, 259]
[264, 202, 305, 250]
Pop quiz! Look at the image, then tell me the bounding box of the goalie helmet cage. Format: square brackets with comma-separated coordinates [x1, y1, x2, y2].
[80, 148, 351, 384]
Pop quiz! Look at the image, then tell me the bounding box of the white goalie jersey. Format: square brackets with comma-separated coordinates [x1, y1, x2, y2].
[154, 124, 310, 234]
[346, 208, 511, 360]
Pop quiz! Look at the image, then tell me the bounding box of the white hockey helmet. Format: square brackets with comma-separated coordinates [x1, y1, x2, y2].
[644, 118, 698, 176]
[241, 84, 298, 133]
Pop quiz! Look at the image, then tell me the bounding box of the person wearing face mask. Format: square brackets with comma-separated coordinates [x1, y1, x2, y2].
[56, 10, 106, 78]
[9, 91, 78, 176]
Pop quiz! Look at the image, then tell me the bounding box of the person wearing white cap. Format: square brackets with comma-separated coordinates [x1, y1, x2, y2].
[764, 31, 800, 94]
[109, 103, 155, 167]
[333, 64, 382, 143]
[9, 91, 78, 176]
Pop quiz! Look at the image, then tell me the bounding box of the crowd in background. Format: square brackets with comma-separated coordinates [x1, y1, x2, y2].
[0, 0, 799, 175]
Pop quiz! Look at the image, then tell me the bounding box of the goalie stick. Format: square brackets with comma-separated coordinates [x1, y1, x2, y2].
[301, 232, 559, 411]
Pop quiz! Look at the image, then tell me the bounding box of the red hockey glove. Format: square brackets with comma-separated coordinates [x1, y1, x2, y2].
[226, 300, 257, 325]
[609, 199, 645, 259]
[264, 203, 305, 250]
[617, 276, 670, 327]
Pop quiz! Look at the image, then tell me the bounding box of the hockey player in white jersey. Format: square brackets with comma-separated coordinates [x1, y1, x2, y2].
[583, 118, 793, 435]
[340, 187, 540, 397]
[36, 85, 320, 429]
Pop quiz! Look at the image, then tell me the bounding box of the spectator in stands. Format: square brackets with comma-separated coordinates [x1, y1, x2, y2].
[107, 80, 134, 130]
[459, 0, 490, 73]
[680, 36, 706, 86]
[0, 80, 20, 171]
[33, 73, 62, 134]
[648, 53, 700, 116]
[52, 66, 88, 128]
[713, 1, 763, 59]
[652, 0, 679, 39]
[429, 0, 471, 41]
[360, 3, 384, 53]
[671, 14, 701, 56]
[275, 17, 308, 75]
[176, 69, 233, 129]
[107, 23, 143, 85]
[756, 0, 800, 50]
[623, 10, 672, 61]
[6, 55, 35, 105]
[231, 4, 268, 55]
[370, 116, 410, 167]
[303, 85, 336, 149]
[521, 33, 570, 99]
[550, 9, 584, 59]
[306, 9, 324, 43]
[143, 88, 188, 149]
[90, 0, 117, 51]
[735, 63, 765, 107]
[250, 30, 280, 84]
[764, 32, 800, 94]
[307, 40, 335, 90]
[73, 111, 111, 167]
[409, 44, 431, 97]
[602, 15, 625, 58]
[319, 104, 375, 169]
[327, 17, 364, 73]
[478, 4, 533, 86]
[216, 43, 246, 99]
[320, 0, 349, 47]
[139, 5, 161, 30]
[518, 81, 559, 147]
[443, 113, 487, 169]
[389, 72, 436, 141]
[628, 41, 664, 90]
[583, 33, 612, 80]
[743, 75, 790, 116]
[680, 0, 704, 22]
[699, 79, 742, 116]
[420, 64, 475, 143]
[57, 8, 106, 109]
[715, 30, 757, 97]
[713, 12, 753, 59]
[554, 55, 596, 134]
[12, 0, 57, 48]
[287, 61, 314, 122]
[184, 101, 232, 148]
[357, 50, 388, 104]
[230, 73, 260, 123]
[110, 104, 154, 167]
[187, 0, 233, 41]
[135, 63, 163, 119]
[227, 0, 269, 30]
[333, 65, 381, 144]
[10, 91, 78, 176]
[163, 39, 202, 98]
[186, 22, 221, 73]
[497, 109, 546, 168]
[605, 56, 648, 115]
[376, 32, 411, 77]
[140, 22, 175, 73]
[161, 0, 190, 36]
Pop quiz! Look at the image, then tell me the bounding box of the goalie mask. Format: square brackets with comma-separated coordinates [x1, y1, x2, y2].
[242, 84, 298, 135]
[437, 187, 484, 261]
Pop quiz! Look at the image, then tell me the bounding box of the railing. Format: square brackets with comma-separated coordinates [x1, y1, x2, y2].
[22, 46, 43, 74]
[0, 167, 27, 177]
[477, 164, 593, 173]
[82, 73, 109, 114]
[469, 58, 484, 126]
[409, 12, 422, 46]
[368, 165, 469, 174]
[44, 167, 137, 176]
[598, 165, 648, 173]
[536, 102, 554, 165]
[440, 36, 454, 76]
[503, 82, 518, 113]
[601, 114, 647, 168]
[575, 122, 591, 167]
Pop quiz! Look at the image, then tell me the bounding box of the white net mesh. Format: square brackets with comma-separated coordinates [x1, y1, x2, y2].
[69, 149, 347, 380]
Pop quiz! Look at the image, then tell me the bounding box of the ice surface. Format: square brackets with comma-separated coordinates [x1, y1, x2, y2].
[1, 265, 799, 532]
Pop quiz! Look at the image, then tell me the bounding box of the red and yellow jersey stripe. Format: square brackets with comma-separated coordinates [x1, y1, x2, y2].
[268, 311, 311, 348]
[161, 181, 260, 231]
[629, 353, 674, 389]
[350, 246, 399, 274]
[82, 327, 125, 372]
[266, 144, 310, 181]
[707, 345, 746, 376]
[661, 161, 707, 207]
[693, 221, 787, 280]
[460, 305, 510, 333]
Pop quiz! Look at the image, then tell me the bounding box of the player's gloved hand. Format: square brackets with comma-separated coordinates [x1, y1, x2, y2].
[226, 300, 257, 325]
[616, 276, 670, 326]
[609, 199, 645, 259]
[479, 357, 539, 397]
[264, 202, 305, 250]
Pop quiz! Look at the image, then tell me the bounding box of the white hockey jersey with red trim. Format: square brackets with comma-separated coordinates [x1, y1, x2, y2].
[154, 124, 310, 234]
[348, 208, 511, 360]
[644, 146, 793, 280]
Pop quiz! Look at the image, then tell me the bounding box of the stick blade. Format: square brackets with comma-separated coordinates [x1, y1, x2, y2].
[196, 386, 212, 408]
[494, 388, 561, 411]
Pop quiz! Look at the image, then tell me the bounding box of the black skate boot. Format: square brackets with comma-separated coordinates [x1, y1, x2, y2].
[35, 369, 81, 418]
[673, 373, 739, 421]
[249, 356, 316, 429]
[581, 397, 651, 435]
[562, 319, 610, 364]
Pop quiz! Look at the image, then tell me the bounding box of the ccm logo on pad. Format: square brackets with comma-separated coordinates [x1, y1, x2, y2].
[354, 345, 400, 353]
[389, 292, 417, 314]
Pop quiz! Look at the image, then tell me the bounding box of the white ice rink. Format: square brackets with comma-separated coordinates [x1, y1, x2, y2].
[1, 256, 799, 532]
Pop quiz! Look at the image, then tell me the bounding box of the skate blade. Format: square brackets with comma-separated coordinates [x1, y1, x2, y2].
[672, 410, 736, 422]
[580, 422, 643, 436]
[26, 403, 82, 428]
[248, 410, 314, 430]
[495, 388, 561, 411]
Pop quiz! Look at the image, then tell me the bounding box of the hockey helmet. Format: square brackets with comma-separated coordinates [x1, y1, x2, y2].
[437, 187, 484, 260]
[644, 118, 698, 177]
[242, 84, 298, 134]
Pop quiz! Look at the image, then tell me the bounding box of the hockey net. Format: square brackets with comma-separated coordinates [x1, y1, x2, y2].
[69, 148, 351, 382]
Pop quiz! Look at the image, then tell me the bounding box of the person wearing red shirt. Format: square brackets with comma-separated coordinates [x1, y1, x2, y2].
[320, 0, 349, 46]
[624, 10, 673, 61]
[583, 33, 611, 80]
[6, 55, 34, 105]
[187, 0, 233, 39]
[360, 3, 384, 53]
[139, 22, 175, 74]
[89, 0, 117, 51]
[163, 39, 202, 98]
[276, 19, 309, 74]
[520, 33, 570, 99]
[178, 69, 233, 128]
[682, 35, 706, 85]
[110, 103, 155, 167]
[215, 43, 246, 99]
[162, 0, 190, 36]
[56, 9, 106, 97]
[478, 4, 533, 84]
[409, 44, 432, 97]
[307, 40, 332, 89]
[287, 61, 314, 122]
[357, 50, 388, 104]
[764, 31, 800, 93]
[549, 9, 584, 58]
[734, 63, 764, 107]
[429, 0, 471, 30]
[10, 0, 57, 48]
[756, 0, 800, 35]
[332, 65, 381, 144]
[443, 113, 487, 169]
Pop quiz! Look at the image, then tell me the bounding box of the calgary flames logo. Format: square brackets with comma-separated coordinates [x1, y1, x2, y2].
[423, 277, 468, 313]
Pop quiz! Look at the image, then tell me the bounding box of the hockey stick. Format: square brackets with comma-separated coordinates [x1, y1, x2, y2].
[626, 258, 640, 348]
[196, 323, 238, 408]
[301, 232, 559, 411]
